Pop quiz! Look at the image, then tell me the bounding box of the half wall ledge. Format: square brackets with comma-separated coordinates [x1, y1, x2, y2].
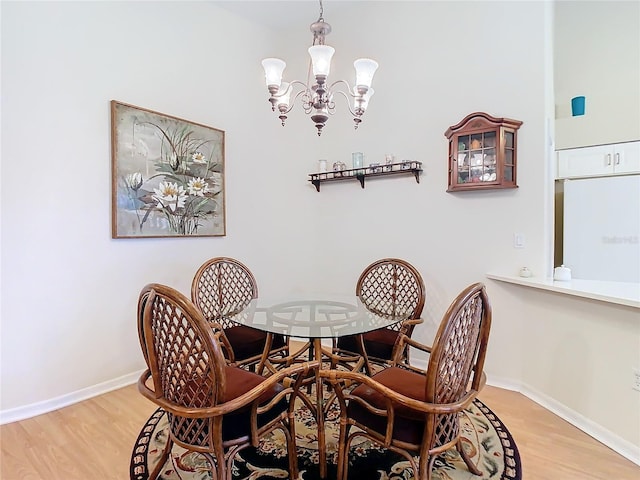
[486, 273, 640, 309]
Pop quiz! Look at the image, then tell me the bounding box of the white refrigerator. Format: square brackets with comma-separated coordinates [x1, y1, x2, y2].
[563, 175, 640, 283]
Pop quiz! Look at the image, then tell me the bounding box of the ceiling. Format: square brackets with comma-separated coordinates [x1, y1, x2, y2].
[213, 1, 355, 30]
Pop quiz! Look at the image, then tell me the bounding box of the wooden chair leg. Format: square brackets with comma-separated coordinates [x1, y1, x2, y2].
[422, 453, 436, 480]
[148, 436, 173, 480]
[337, 424, 352, 480]
[355, 334, 372, 376]
[256, 333, 275, 375]
[213, 443, 227, 480]
[457, 439, 482, 475]
[282, 423, 299, 479]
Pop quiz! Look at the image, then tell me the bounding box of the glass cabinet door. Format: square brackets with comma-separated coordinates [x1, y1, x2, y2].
[503, 130, 515, 183]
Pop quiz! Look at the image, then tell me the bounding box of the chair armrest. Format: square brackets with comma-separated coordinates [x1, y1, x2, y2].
[138, 369, 161, 400]
[139, 361, 320, 418]
[320, 368, 479, 415]
[210, 322, 236, 364]
[218, 360, 321, 415]
[404, 317, 424, 326]
[390, 333, 432, 367]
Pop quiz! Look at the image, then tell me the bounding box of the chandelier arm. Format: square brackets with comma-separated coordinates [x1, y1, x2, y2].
[271, 80, 313, 115]
[331, 89, 360, 117]
[288, 89, 312, 114]
[327, 79, 358, 98]
[272, 80, 309, 100]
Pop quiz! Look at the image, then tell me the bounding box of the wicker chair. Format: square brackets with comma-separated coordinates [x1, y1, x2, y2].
[322, 282, 492, 480]
[191, 257, 288, 373]
[333, 258, 426, 374]
[137, 283, 316, 480]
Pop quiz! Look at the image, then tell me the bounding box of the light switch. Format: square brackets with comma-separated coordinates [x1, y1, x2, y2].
[514, 233, 525, 248]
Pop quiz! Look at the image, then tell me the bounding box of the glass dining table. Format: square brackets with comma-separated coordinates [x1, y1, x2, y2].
[227, 295, 411, 479]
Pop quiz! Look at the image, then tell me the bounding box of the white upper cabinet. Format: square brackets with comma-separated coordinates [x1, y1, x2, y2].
[557, 141, 640, 179]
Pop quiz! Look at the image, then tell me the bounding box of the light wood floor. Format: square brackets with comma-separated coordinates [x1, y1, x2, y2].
[1, 383, 638, 479]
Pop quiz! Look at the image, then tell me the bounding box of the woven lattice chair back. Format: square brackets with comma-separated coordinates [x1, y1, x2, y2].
[137, 284, 154, 368]
[321, 282, 491, 480]
[331, 258, 426, 375]
[141, 283, 226, 449]
[191, 257, 290, 373]
[424, 282, 491, 452]
[138, 283, 312, 480]
[356, 258, 425, 334]
[191, 257, 258, 330]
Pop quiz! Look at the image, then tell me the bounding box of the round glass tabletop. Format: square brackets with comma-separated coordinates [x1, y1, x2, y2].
[227, 296, 412, 339]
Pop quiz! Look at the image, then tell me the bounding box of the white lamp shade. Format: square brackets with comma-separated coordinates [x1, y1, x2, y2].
[354, 58, 379, 88]
[262, 58, 286, 87]
[308, 45, 335, 77]
[354, 87, 374, 110]
[276, 82, 292, 107]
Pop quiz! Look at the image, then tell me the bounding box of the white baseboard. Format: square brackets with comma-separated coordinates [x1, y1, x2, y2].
[486, 373, 640, 466]
[485, 373, 523, 392]
[0, 370, 143, 425]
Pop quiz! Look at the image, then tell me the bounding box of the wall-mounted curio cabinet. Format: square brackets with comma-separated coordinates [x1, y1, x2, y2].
[445, 112, 523, 192]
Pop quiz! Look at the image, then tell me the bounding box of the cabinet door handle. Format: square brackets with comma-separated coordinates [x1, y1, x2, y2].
[606, 153, 612, 166]
[615, 152, 620, 165]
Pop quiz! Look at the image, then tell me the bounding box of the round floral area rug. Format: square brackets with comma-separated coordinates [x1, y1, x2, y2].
[130, 393, 521, 480]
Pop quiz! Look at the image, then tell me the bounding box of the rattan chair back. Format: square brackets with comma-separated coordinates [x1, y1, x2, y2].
[322, 282, 491, 480]
[191, 257, 258, 330]
[137, 282, 309, 480]
[332, 258, 426, 374]
[424, 282, 491, 452]
[137, 284, 154, 368]
[141, 284, 228, 438]
[190, 257, 290, 373]
[356, 257, 426, 332]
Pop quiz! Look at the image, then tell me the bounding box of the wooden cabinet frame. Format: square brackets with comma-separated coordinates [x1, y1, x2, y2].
[445, 112, 523, 192]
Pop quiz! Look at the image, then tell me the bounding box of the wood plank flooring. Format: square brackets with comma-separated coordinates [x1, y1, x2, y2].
[478, 387, 639, 479]
[1, 383, 638, 479]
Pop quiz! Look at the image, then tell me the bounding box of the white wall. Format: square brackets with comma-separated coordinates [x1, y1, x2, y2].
[554, 1, 640, 149]
[296, 0, 549, 386]
[1, 0, 638, 463]
[548, 1, 640, 457]
[0, 0, 316, 410]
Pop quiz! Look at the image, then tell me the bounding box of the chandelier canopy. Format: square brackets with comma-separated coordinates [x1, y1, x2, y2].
[261, 0, 378, 136]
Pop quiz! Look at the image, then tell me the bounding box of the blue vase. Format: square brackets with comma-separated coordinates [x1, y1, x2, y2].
[571, 96, 585, 116]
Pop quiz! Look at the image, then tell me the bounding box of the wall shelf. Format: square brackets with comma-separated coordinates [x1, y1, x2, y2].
[308, 161, 422, 192]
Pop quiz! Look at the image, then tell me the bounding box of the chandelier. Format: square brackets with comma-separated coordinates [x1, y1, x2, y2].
[261, 0, 378, 136]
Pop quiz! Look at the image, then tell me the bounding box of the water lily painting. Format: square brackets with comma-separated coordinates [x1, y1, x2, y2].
[111, 101, 225, 238]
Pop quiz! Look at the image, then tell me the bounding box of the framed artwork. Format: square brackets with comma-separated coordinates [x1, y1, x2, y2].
[111, 101, 225, 238]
